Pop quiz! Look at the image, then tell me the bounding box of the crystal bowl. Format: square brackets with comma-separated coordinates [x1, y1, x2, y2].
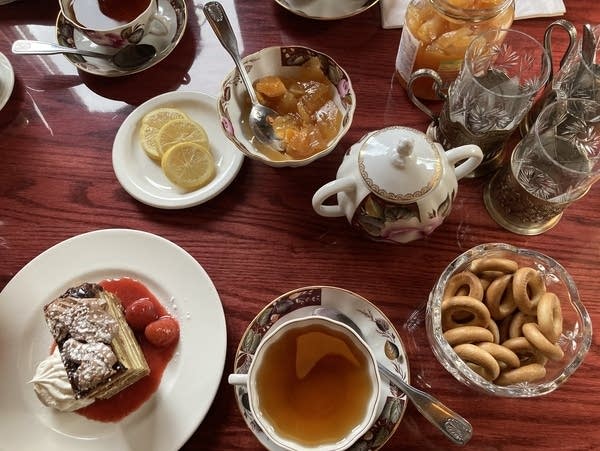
[427, 243, 592, 397]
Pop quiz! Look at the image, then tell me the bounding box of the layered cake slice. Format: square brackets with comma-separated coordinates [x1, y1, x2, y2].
[42, 282, 150, 401]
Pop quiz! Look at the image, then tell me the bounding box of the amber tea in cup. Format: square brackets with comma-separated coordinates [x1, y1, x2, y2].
[256, 322, 372, 446]
[228, 316, 381, 451]
[68, 0, 150, 29]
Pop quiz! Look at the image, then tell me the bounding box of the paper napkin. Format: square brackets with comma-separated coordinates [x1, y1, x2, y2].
[381, 0, 566, 29]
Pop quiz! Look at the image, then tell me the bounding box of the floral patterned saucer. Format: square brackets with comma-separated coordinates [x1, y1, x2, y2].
[274, 0, 380, 20]
[232, 286, 409, 450]
[55, 0, 187, 77]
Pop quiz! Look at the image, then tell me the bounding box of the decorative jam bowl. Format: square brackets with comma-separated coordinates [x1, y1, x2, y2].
[217, 45, 355, 167]
[427, 243, 592, 397]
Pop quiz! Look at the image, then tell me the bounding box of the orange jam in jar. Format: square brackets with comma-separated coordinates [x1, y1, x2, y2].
[396, 0, 514, 100]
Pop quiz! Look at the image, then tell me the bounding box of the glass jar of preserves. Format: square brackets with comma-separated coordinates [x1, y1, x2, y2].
[396, 0, 515, 100]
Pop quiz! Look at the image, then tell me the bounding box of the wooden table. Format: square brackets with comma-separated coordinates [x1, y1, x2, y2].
[1, 1, 599, 449]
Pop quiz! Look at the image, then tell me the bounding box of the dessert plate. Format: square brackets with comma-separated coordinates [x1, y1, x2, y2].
[113, 90, 244, 209]
[0, 228, 227, 451]
[274, 0, 380, 20]
[55, 0, 187, 77]
[0, 50, 15, 111]
[232, 286, 409, 450]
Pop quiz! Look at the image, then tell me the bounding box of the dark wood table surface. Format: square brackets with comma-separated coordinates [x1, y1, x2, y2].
[1, 0, 599, 449]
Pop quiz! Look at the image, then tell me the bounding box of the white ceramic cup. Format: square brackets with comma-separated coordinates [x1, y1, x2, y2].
[58, 0, 169, 49]
[229, 315, 383, 451]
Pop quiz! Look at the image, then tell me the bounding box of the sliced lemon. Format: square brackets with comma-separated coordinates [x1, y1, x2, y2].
[156, 118, 209, 157]
[161, 141, 215, 190]
[139, 108, 189, 160]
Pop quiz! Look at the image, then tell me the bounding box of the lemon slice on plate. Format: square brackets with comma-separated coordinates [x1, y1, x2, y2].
[157, 118, 209, 157]
[139, 108, 189, 160]
[161, 141, 215, 190]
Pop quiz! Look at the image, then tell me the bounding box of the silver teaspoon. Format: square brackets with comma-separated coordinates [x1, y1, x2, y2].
[313, 306, 473, 446]
[11, 40, 157, 70]
[203, 1, 284, 152]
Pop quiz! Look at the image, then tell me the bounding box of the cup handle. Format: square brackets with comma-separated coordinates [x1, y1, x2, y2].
[148, 13, 170, 36]
[446, 144, 483, 181]
[407, 69, 446, 122]
[312, 178, 355, 218]
[228, 373, 248, 385]
[543, 19, 578, 87]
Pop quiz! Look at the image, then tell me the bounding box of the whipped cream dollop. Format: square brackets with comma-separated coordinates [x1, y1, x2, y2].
[30, 348, 95, 412]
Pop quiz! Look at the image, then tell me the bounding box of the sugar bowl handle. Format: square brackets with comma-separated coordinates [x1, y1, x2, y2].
[445, 144, 483, 180]
[312, 178, 355, 217]
[228, 373, 248, 385]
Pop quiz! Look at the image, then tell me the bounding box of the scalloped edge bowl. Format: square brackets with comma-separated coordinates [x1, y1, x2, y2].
[217, 45, 356, 167]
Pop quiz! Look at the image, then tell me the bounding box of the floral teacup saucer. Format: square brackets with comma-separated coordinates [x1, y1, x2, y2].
[55, 0, 187, 77]
[232, 286, 409, 450]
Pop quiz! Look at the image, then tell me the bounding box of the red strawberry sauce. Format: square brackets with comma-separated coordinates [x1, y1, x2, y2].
[75, 277, 179, 422]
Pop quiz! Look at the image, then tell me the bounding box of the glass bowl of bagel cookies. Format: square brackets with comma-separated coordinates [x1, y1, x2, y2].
[427, 243, 592, 397]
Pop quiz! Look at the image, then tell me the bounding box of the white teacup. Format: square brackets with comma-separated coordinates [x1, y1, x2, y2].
[229, 316, 382, 451]
[58, 0, 168, 49]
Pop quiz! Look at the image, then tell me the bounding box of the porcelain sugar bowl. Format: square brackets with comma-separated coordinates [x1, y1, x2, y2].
[312, 126, 483, 243]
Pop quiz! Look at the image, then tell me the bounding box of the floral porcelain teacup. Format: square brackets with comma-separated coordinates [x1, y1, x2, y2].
[312, 126, 483, 243]
[58, 0, 168, 49]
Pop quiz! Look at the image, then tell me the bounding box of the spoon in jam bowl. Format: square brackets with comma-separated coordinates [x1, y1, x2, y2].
[11, 40, 157, 70]
[313, 307, 473, 446]
[203, 1, 285, 152]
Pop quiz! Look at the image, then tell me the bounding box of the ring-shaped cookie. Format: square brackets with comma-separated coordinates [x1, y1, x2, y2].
[468, 257, 519, 275]
[522, 322, 564, 361]
[443, 271, 484, 302]
[453, 343, 501, 381]
[485, 274, 516, 320]
[513, 267, 546, 315]
[486, 318, 500, 344]
[443, 326, 494, 346]
[441, 296, 491, 331]
[502, 336, 548, 366]
[508, 311, 537, 339]
[477, 342, 520, 369]
[495, 363, 547, 386]
[537, 292, 563, 342]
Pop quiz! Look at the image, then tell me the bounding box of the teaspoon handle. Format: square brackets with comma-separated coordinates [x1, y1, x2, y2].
[203, 2, 260, 105]
[11, 40, 104, 58]
[378, 364, 472, 446]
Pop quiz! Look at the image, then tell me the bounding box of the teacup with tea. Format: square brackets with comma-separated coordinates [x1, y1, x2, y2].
[59, 0, 169, 49]
[229, 315, 383, 451]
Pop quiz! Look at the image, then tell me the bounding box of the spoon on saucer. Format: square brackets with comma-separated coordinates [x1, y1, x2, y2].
[203, 2, 284, 152]
[11, 40, 157, 70]
[313, 306, 473, 446]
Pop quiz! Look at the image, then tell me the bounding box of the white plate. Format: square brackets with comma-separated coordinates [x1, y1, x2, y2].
[274, 0, 379, 20]
[0, 229, 227, 451]
[56, 0, 187, 77]
[232, 286, 409, 450]
[0, 51, 15, 111]
[113, 91, 244, 209]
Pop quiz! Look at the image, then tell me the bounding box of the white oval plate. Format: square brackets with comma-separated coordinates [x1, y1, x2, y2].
[0, 51, 15, 111]
[0, 229, 227, 451]
[274, 0, 379, 20]
[113, 91, 244, 209]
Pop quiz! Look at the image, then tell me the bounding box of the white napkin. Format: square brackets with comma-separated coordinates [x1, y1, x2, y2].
[381, 0, 566, 29]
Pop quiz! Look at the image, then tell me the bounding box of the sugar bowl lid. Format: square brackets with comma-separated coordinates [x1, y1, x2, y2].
[358, 126, 442, 203]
